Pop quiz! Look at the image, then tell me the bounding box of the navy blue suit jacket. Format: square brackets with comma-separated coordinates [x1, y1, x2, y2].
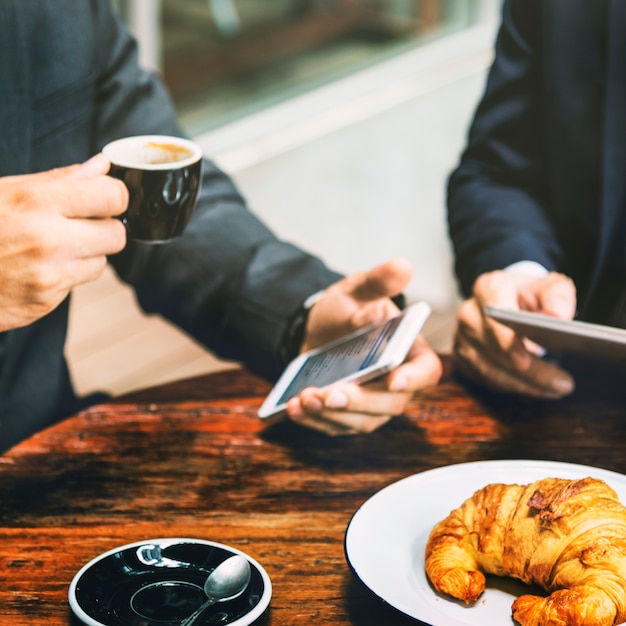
[448, 0, 626, 325]
[0, 1, 340, 450]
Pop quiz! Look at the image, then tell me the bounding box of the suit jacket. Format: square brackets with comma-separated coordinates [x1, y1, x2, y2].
[0, 0, 340, 451]
[447, 0, 626, 324]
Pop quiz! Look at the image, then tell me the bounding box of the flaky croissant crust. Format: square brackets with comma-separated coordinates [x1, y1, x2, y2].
[424, 476, 626, 626]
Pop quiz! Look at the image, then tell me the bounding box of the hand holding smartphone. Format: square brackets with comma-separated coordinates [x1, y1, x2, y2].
[258, 301, 431, 421]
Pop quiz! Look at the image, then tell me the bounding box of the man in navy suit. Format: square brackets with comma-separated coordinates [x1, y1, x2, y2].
[447, 0, 623, 397]
[0, 1, 441, 450]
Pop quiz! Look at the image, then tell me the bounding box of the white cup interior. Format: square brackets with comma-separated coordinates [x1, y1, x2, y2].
[102, 135, 202, 170]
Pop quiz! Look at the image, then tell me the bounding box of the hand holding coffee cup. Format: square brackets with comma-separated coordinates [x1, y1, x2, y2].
[103, 135, 202, 243]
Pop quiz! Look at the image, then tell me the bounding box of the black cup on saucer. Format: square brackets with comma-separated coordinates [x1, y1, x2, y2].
[103, 135, 202, 243]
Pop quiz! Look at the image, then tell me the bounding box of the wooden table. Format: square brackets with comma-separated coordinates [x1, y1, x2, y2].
[1, 355, 626, 625]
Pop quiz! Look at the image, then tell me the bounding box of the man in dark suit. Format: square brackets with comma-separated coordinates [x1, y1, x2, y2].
[447, 0, 623, 397]
[0, 0, 441, 451]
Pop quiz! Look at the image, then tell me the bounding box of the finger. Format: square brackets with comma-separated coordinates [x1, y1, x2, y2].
[314, 411, 392, 434]
[470, 273, 527, 352]
[65, 255, 110, 288]
[284, 396, 353, 435]
[347, 257, 413, 303]
[32, 157, 128, 217]
[69, 153, 112, 179]
[298, 378, 410, 421]
[286, 394, 392, 435]
[537, 273, 577, 319]
[387, 335, 443, 391]
[324, 381, 410, 416]
[27, 154, 111, 181]
[458, 297, 530, 369]
[454, 331, 575, 398]
[287, 411, 365, 436]
[456, 353, 575, 398]
[473, 270, 522, 310]
[17, 254, 110, 313]
[64, 216, 127, 258]
[483, 312, 532, 369]
[14, 171, 128, 219]
[56, 175, 128, 219]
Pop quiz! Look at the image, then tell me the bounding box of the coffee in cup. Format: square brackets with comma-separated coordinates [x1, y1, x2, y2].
[103, 135, 202, 243]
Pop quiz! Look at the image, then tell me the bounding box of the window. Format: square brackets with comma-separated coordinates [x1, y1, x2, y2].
[118, 1, 491, 135]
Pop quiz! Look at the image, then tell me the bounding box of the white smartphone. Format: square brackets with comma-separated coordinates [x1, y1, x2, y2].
[258, 301, 431, 422]
[485, 306, 626, 360]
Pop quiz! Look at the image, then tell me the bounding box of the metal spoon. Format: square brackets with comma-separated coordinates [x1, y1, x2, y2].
[179, 554, 251, 626]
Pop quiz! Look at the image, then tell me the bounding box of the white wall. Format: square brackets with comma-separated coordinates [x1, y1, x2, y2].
[198, 23, 497, 311]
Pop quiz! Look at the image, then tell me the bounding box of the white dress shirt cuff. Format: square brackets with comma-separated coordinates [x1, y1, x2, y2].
[504, 261, 549, 277]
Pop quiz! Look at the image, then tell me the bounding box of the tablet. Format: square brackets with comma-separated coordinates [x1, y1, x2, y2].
[485, 306, 626, 360]
[258, 301, 431, 422]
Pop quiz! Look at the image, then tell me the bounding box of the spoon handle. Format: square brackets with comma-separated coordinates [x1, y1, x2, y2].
[179, 597, 216, 626]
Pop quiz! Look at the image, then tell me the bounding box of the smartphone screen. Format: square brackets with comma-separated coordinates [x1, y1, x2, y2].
[275, 315, 404, 405]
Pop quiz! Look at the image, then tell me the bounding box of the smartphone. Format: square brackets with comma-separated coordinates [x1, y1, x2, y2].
[257, 301, 431, 422]
[485, 306, 626, 360]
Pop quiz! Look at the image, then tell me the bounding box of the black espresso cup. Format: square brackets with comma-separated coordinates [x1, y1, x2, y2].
[103, 135, 203, 243]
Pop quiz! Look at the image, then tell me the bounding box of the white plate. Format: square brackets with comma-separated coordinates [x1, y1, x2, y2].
[344, 459, 626, 626]
[69, 538, 272, 626]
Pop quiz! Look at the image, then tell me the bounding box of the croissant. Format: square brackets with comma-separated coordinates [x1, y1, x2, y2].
[424, 476, 626, 626]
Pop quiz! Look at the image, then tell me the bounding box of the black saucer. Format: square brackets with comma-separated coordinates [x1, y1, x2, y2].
[69, 538, 271, 626]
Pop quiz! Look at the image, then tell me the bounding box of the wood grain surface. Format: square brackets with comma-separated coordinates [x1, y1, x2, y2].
[1, 356, 625, 625]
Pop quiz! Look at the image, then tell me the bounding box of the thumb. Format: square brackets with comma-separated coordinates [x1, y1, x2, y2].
[537, 273, 577, 320]
[349, 257, 413, 303]
[43, 153, 112, 181]
[68, 153, 112, 179]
